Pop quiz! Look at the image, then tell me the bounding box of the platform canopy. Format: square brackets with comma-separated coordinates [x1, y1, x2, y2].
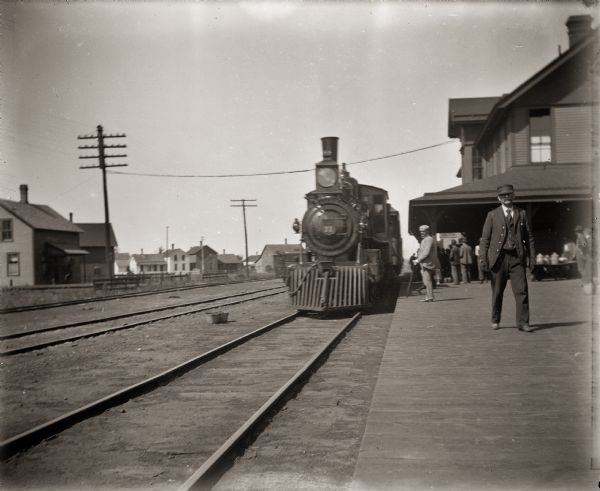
[408, 163, 593, 239]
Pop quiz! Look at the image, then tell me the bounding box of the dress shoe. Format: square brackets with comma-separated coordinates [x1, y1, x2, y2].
[519, 324, 534, 332]
[491, 323, 500, 330]
[420, 298, 433, 302]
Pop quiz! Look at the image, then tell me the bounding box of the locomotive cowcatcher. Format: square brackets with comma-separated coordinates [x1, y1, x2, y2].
[288, 137, 402, 311]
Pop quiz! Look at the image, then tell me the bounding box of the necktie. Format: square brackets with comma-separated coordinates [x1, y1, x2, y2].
[507, 210, 513, 228]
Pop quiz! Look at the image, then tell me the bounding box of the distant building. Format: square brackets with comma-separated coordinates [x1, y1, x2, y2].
[186, 245, 218, 274]
[243, 254, 261, 272]
[129, 252, 166, 274]
[76, 222, 118, 279]
[0, 185, 88, 286]
[165, 247, 187, 274]
[409, 15, 597, 255]
[217, 254, 242, 273]
[114, 252, 131, 275]
[255, 243, 304, 276]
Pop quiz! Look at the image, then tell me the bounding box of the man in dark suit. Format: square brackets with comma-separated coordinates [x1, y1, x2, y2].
[479, 184, 536, 332]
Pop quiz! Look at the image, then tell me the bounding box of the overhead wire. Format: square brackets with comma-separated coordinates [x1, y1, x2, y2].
[107, 140, 456, 178]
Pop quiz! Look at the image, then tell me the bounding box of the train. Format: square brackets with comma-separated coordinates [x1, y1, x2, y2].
[288, 136, 402, 311]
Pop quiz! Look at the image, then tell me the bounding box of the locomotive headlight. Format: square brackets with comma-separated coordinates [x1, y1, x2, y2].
[316, 167, 337, 188]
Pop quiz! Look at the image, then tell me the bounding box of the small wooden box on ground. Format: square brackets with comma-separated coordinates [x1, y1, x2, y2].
[206, 312, 229, 324]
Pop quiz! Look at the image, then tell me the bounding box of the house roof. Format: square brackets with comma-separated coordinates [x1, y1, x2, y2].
[165, 248, 186, 257]
[131, 253, 166, 265]
[115, 253, 130, 266]
[0, 199, 83, 233]
[75, 223, 118, 247]
[245, 255, 261, 263]
[187, 245, 218, 256]
[257, 244, 303, 261]
[448, 97, 501, 138]
[410, 164, 592, 207]
[217, 254, 241, 264]
[476, 30, 596, 146]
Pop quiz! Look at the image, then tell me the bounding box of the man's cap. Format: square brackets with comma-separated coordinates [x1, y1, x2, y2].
[459, 237, 465, 243]
[575, 225, 583, 232]
[418, 225, 430, 232]
[451, 239, 457, 245]
[497, 184, 514, 195]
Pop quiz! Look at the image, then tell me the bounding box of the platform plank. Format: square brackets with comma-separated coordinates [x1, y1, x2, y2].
[351, 279, 597, 490]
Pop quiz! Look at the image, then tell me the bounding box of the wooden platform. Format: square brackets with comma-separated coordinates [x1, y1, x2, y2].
[352, 279, 597, 490]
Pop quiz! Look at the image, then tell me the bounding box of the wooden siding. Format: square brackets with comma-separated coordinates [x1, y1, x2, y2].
[554, 105, 593, 164]
[0, 211, 34, 287]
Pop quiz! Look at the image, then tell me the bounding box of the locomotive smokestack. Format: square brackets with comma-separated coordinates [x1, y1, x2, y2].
[321, 137, 339, 162]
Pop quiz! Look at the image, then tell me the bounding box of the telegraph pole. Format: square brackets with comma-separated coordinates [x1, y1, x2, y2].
[230, 199, 257, 280]
[78, 125, 127, 279]
[200, 237, 205, 277]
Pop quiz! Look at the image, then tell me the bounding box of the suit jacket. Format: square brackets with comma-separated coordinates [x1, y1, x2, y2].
[417, 235, 440, 270]
[479, 205, 535, 271]
[459, 243, 473, 265]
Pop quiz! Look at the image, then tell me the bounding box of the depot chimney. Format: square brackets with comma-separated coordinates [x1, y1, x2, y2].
[69, 212, 73, 222]
[566, 15, 593, 48]
[19, 184, 28, 204]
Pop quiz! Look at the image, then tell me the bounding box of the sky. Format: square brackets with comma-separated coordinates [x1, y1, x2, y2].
[1, 1, 596, 258]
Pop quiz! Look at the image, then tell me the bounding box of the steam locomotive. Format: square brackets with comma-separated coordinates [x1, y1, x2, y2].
[288, 137, 402, 311]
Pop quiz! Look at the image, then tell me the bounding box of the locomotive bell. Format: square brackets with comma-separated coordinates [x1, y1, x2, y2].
[321, 136, 339, 161]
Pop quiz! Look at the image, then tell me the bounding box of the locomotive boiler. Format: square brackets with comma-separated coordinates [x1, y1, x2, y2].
[288, 137, 402, 311]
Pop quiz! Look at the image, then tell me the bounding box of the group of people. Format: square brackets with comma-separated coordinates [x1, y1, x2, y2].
[437, 238, 476, 285]
[413, 183, 594, 331]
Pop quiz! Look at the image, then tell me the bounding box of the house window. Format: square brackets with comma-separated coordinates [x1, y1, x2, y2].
[174, 264, 178, 271]
[182, 263, 186, 271]
[472, 148, 483, 180]
[530, 108, 551, 163]
[174, 254, 177, 261]
[2, 219, 13, 241]
[7, 253, 20, 276]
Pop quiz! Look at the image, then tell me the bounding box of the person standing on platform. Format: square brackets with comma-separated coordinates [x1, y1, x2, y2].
[459, 237, 473, 283]
[479, 184, 536, 332]
[575, 225, 586, 283]
[415, 225, 440, 302]
[580, 227, 593, 294]
[449, 240, 461, 285]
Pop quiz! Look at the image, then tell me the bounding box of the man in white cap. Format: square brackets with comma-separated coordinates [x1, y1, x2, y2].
[479, 184, 536, 331]
[415, 224, 440, 302]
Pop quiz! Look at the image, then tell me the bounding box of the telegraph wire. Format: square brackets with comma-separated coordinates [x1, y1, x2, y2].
[107, 140, 455, 178]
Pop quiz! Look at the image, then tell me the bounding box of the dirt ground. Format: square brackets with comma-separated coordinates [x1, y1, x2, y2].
[1, 284, 399, 490]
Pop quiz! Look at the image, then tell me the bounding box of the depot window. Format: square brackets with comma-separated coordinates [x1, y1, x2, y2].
[530, 108, 551, 163]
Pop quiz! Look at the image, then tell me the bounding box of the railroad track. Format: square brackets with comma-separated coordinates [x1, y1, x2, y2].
[0, 278, 268, 314]
[0, 286, 288, 356]
[0, 312, 361, 491]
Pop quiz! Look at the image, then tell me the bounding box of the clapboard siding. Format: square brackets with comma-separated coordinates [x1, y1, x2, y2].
[554, 105, 593, 163]
[512, 108, 529, 166]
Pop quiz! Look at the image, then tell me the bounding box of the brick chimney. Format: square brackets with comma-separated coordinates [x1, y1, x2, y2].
[19, 184, 28, 204]
[69, 212, 73, 222]
[284, 238, 288, 244]
[566, 15, 593, 48]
